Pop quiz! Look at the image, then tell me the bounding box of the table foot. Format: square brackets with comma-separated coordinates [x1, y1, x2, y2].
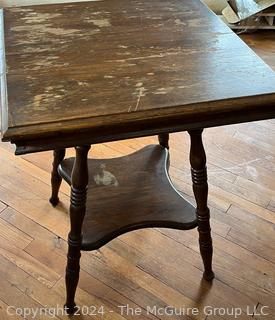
[188, 129, 214, 281]
[64, 302, 77, 315]
[203, 270, 215, 282]
[50, 149, 65, 206]
[49, 196, 59, 207]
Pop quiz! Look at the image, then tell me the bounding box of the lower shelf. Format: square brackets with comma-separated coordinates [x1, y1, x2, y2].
[59, 145, 197, 250]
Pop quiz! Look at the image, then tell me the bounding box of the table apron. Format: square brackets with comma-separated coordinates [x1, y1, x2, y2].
[12, 109, 275, 155]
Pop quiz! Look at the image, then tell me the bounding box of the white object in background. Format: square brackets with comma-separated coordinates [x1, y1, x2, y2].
[223, 0, 275, 23]
[202, 0, 228, 14]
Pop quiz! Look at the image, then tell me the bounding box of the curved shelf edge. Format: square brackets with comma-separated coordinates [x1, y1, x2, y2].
[59, 145, 197, 251]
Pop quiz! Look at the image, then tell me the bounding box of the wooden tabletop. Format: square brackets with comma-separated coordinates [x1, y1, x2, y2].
[1, 0, 275, 154]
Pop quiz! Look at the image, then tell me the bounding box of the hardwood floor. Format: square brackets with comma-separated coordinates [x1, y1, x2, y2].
[0, 31, 275, 319]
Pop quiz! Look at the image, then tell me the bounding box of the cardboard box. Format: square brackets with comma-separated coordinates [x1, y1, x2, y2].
[222, 0, 275, 29]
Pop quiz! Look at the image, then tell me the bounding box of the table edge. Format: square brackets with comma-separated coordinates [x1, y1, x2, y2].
[2, 93, 275, 154]
[0, 9, 8, 137]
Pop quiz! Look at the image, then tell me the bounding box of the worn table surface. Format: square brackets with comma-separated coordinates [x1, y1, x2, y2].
[1, 0, 275, 153]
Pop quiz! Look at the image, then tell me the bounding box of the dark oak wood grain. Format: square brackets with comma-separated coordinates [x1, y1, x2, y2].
[1, 0, 275, 153]
[59, 145, 197, 251]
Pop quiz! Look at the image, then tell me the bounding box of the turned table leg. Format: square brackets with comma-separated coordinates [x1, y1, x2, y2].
[158, 133, 169, 149]
[50, 149, 66, 206]
[65, 145, 90, 314]
[188, 129, 214, 281]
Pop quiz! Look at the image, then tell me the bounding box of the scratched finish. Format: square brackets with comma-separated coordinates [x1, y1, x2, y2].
[1, 0, 275, 146]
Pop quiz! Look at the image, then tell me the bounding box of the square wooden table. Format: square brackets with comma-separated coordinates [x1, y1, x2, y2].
[1, 0, 275, 314]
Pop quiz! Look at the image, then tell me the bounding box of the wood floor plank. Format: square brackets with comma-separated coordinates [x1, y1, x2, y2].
[119, 229, 275, 310]
[82, 246, 197, 320]
[158, 228, 275, 298]
[0, 236, 61, 288]
[0, 207, 156, 319]
[54, 279, 130, 320]
[81, 250, 193, 320]
[78, 270, 158, 320]
[107, 237, 254, 315]
[0, 254, 101, 319]
[0, 201, 7, 213]
[0, 299, 24, 320]
[0, 215, 33, 250]
[254, 303, 274, 320]
[0, 146, 69, 196]
[226, 228, 275, 266]
[227, 205, 275, 244]
[0, 271, 58, 320]
[0, 183, 69, 239]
